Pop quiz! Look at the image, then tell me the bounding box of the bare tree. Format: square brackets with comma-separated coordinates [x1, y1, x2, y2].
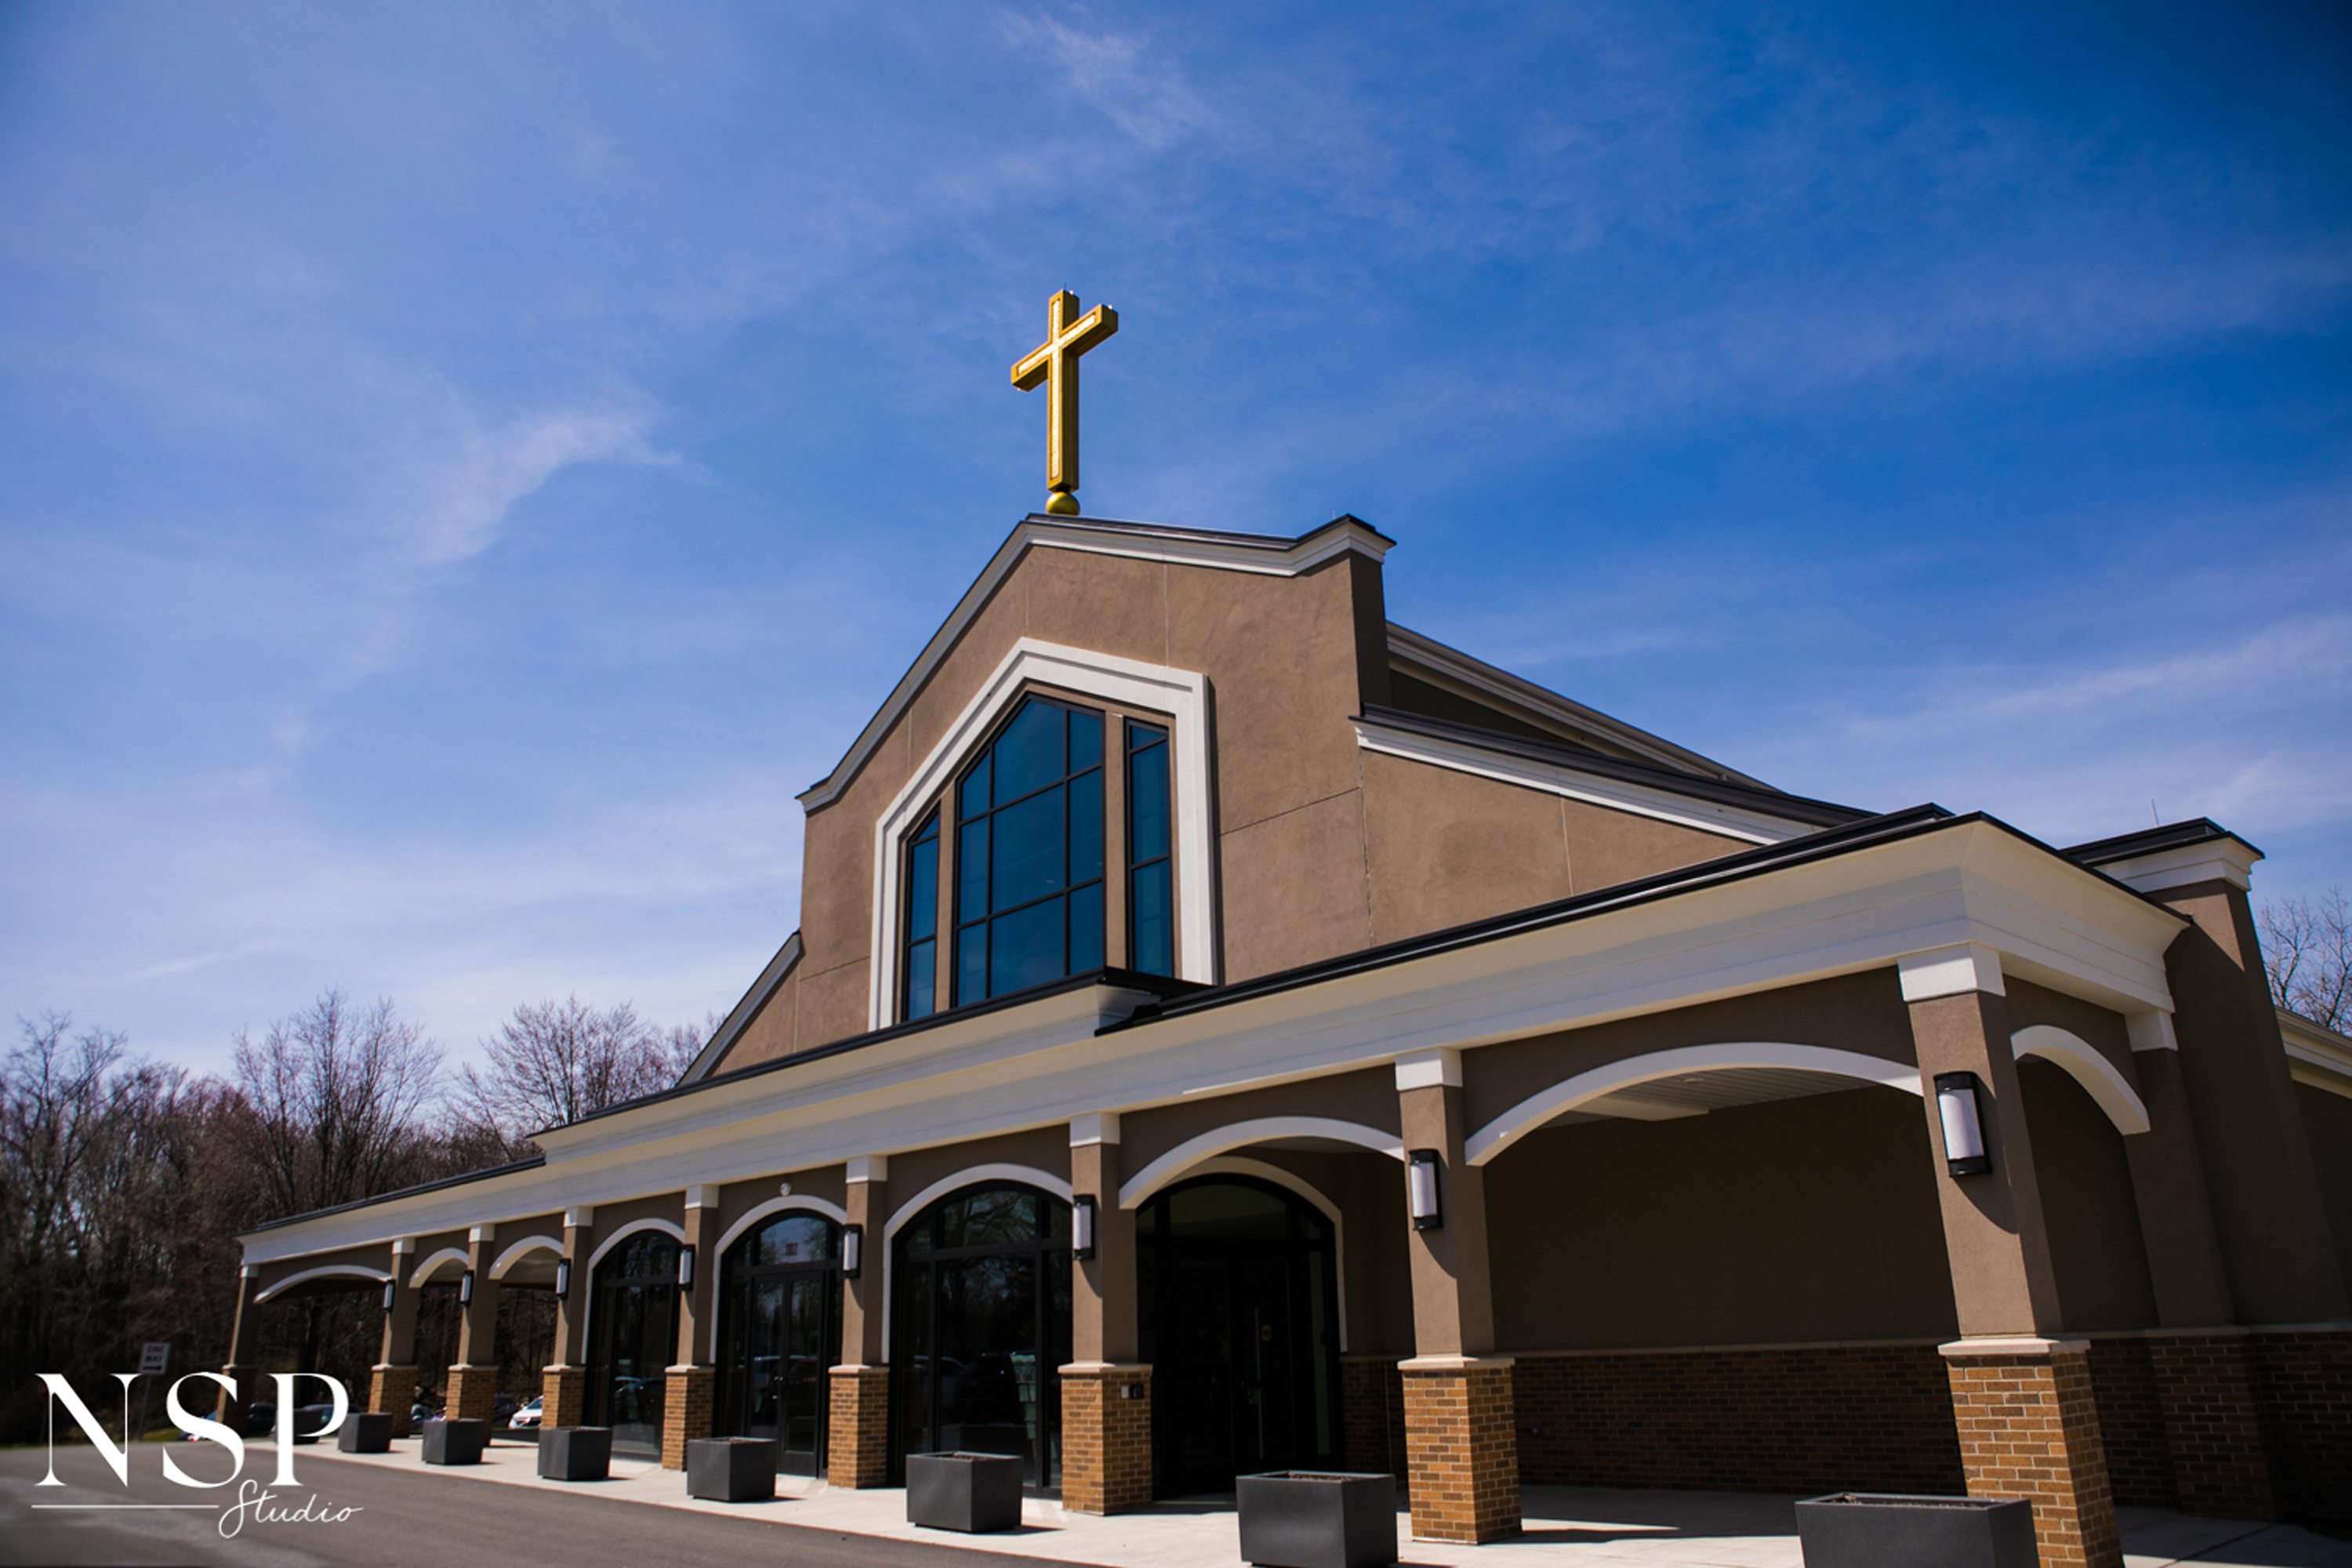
[227, 989, 445, 1220]
[2262, 886, 2351, 1034]
[454, 996, 683, 1160]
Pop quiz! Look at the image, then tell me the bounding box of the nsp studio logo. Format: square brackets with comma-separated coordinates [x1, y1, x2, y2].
[33, 1370, 365, 1538]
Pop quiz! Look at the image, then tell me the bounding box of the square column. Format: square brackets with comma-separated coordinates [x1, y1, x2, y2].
[1064, 1112, 1152, 1515]
[828, 1156, 892, 1488]
[371, 1238, 419, 1436]
[446, 1225, 503, 1425]
[217, 1265, 263, 1433]
[543, 1207, 594, 1431]
[1396, 1050, 1519, 1544]
[1904, 946, 2119, 1568]
[662, 1188, 717, 1469]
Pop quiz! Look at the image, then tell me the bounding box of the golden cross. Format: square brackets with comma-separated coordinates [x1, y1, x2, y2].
[1011, 289, 1118, 515]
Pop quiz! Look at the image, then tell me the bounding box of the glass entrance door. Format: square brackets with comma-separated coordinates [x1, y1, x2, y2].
[715, 1213, 842, 1475]
[1139, 1177, 1341, 1496]
[584, 1230, 681, 1460]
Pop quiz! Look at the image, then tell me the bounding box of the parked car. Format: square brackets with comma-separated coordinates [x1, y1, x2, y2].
[412, 1397, 442, 1428]
[509, 1396, 543, 1430]
[293, 1402, 342, 1442]
[490, 1392, 520, 1428]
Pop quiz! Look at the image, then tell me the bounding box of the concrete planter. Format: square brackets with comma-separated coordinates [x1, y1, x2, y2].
[686, 1436, 777, 1502]
[906, 1451, 1025, 1534]
[1236, 1472, 1398, 1568]
[1795, 1493, 2035, 1568]
[336, 1412, 393, 1454]
[420, 1417, 485, 1466]
[536, 1426, 612, 1482]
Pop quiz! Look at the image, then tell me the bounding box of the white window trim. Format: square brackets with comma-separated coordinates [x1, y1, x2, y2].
[867, 637, 1218, 1029]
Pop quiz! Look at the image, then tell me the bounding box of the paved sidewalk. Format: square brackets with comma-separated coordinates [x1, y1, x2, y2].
[297, 1438, 2351, 1568]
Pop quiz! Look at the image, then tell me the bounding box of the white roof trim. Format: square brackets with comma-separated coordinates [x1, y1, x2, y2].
[2094, 837, 2262, 895]
[801, 517, 1388, 812]
[2281, 1008, 2352, 1101]
[1355, 715, 1810, 846]
[1385, 623, 1762, 787]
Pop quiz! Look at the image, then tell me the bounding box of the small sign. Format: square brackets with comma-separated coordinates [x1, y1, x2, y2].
[137, 1341, 170, 1376]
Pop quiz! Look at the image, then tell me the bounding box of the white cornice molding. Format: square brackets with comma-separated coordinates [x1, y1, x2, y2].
[1354, 716, 1810, 846]
[1394, 1048, 1461, 1091]
[2095, 837, 2262, 895]
[239, 822, 2183, 1268]
[802, 518, 1386, 813]
[2280, 1009, 2352, 1102]
[846, 1154, 889, 1184]
[1385, 624, 1762, 787]
[1897, 942, 2006, 1001]
[866, 637, 1219, 1028]
[1069, 1112, 1121, 1146]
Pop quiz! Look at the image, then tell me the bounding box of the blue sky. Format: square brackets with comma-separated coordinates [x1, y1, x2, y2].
[4, 2, 2347, 1078]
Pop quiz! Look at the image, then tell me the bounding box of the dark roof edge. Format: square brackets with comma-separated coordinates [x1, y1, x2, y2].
[677, 931, 802, 1085]
[243, 1155, 550, 1237]
[1357, 706, 1869, 829]
[2064, 817, 2263, 866]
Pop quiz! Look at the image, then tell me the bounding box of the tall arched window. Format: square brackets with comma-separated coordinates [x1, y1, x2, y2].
[952, 696, 1105, 1005]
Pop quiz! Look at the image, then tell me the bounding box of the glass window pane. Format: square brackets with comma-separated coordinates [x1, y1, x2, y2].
[1069, 881, 1103, 975]
[1131, 860, 1172, 976]
[957, 820, 990, 924]
[1128, 720, 1165, 753]
[906, 938, 935, 1018]
[961, 754, 991, 818]
[1129, 735, 1170, 862]
[991, 787, 1065, 909]
[1069, 707, 1102, 769]
[907, 829, 938, 942]
[1070, 771, 1103, 885]
[989, 898, 1065, 996]
[955, 927, 986, 1006]
[992, 699, 1065, 804]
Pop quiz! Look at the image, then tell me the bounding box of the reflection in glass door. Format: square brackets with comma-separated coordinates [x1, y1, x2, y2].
[585, 1231, 681, 1460]
[715, 1212, 842, 1475]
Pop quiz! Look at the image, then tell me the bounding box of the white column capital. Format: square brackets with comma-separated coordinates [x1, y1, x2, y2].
[1395, 1048, 1463, 1091]
[1898, 942, 2006, 1002]
[467, 1225, 495, 1244]
[563, 1206, 595, 1229]
[847, 1154, 888, 1184]
[684, 1184, 717, 1210]
[390, 1236, 416, 1257]
[2125, 1011, 2179, 1053]
[1069, 1112, 1122, 1147]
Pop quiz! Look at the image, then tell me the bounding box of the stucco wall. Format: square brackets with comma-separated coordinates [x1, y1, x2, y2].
[2297, 1080, 2352, 1305]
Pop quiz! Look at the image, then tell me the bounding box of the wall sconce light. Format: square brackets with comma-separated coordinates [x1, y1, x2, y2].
[1408, 1149, 1443, 1232]
[1935, 1071, 1991, 1177]
[842, 1225, 863, 1280]
[382, 1279, 396, 1315]
[677, 1246, 696, 1290]
[1073, 1196, 1098, 1261]
[554, 1260, 571, 1301]
[458, 1270, 475, 1307]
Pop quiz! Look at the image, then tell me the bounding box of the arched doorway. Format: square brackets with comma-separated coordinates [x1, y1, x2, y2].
[1138, 1174, 1342, 1495]
[584, 1229, 681, 1458]
[714, 1210, 843, 1475]
[891, 1181, 1073, 1486]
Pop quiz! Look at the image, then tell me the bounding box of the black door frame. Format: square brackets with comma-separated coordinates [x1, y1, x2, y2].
[1138, 1172, 1343, 1497]
[713, 1212, 844, 1475]
[583, 1229, 681, 1458]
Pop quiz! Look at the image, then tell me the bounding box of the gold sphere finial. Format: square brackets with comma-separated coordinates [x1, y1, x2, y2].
[1044, 490, 1081, 516]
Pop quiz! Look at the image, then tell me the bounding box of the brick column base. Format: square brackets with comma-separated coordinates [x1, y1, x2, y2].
[661, 1365, 715, 1470]
[1400, 1355, 1519, 1544]
[1341, 1355, 1406, 1477]
[1061, 1363, 1152, 1514]
[2248, 1325, 2352, 1522]
[827, 1364, 891, 1487]
[445, 1363, 500, 1427]
[368, 1364, 418, 1439]
[2149, 1331, 2277, 1519]
[540, 1365, 588, 1432]
[1943, 1338, 2120, 1568]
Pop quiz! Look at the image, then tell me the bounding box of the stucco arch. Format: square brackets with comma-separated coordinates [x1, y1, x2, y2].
[407, 1247, 471, 1289]
[255, 1263, 390, 1304]
[1119, 1117, 1405, 1209]
[2010, 1025, 2151, 1136]
[488, 1234, 564, 1280]
[1466, 1043, 1925, 1167]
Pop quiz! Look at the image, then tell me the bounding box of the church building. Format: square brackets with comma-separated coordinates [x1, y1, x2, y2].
[225, 297, 2352, 1568]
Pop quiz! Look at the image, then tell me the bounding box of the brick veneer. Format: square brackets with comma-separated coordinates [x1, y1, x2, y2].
[1400, 1357, 1519, 1544]
[2086, 1338, 2175, 1509]
[661, 1366, 714, 1470]
[827, 1365, 891, 1488]
[1341, 1355, 1407, 1477]
[1061, 1365, 1152, 1514]
[368, 1363, 418, 1439]
[1944, 1342, 2120, 1568]
[2248, 1327, 2352, 1521]
[539, 1365, 587, 1432]
[1514, 1342, 1963, 1495]
[445, 1363, 500, 1426]
[2149, 1332, 2277, 1519]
